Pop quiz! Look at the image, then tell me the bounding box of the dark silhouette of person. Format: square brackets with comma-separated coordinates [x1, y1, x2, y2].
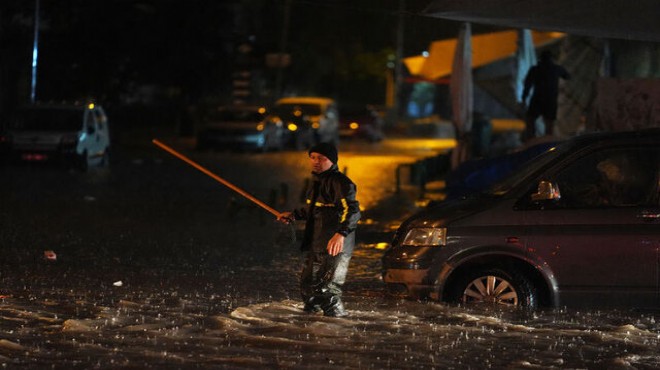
[522, 50, 570, 141]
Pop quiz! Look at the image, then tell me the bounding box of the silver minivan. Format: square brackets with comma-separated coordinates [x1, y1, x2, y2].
[382, 129, 660, 309]
[3, 103, 111, 170]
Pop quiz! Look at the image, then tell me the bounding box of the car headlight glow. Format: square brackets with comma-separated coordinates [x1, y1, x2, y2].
[402, 227, 447, 247]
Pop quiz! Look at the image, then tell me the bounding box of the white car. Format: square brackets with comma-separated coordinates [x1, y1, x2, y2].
[4, 103, 111, 171]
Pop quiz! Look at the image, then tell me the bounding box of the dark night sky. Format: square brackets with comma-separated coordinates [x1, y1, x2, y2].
[0, 0, 500, 115]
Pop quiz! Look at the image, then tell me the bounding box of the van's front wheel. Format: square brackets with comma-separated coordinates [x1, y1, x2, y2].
[450, 268, 537, 309]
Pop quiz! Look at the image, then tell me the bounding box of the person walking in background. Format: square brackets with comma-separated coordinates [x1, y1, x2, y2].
[522, 50, 570, 141]
[277, 143, 361, 317]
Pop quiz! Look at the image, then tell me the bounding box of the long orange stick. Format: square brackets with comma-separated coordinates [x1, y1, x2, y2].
[152, 139, 282, 218]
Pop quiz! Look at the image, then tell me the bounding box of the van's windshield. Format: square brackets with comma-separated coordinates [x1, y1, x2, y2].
[487, 144, 567, 195]
[11, 108, 83, 131]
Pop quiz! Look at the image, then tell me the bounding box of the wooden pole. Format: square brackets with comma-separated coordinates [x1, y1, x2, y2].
[152, 139, 282, 218]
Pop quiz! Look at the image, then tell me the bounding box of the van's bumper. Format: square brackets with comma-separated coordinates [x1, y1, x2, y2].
[382, 268, 437, 299]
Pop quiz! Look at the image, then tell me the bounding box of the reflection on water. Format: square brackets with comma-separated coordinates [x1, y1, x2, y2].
[1, 144, 658, 368]
[1, 247, 658, 369]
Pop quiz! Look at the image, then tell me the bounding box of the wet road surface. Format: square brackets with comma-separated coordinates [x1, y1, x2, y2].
[1, 137, 659, 369]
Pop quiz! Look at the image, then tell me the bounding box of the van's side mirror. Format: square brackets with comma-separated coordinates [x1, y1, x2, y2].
[531, 180, 561, 201]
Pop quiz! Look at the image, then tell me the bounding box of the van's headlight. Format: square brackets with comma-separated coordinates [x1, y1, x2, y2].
[402, 227, 447, 247]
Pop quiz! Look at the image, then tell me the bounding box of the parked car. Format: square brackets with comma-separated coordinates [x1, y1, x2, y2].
[1, 103, 111, 171]
[268, 102, 315, 150]
[338, 104, 384, 142]
[273, 97, 339, 147]
[196, 105, 285, 152]
[382, 129, 660, 309]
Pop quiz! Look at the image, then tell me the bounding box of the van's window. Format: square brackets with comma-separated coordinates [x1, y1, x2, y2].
[489, 145, 564, 195]
[10, 108, 83, 131]
[85, 110, 97, 133]
[553, 147, 659, 208]
[93, 109, 106, 129]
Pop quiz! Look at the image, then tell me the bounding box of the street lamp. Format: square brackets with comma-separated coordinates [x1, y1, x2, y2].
[30, 0, 40, 104]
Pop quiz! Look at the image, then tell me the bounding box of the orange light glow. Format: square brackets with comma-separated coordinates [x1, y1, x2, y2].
[287, 123, 298, 131]
[384, 138, 456, 152]
[405, 30, 567, 80]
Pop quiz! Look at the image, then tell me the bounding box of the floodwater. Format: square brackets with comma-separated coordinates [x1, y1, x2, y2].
[1, 138, 659, 369]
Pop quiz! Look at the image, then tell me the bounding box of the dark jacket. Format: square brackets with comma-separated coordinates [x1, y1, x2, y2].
[522, 59, 570, 118]
[294, 164, 361, 253]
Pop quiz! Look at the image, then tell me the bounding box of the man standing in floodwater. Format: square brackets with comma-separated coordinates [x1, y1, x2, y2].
[277, 143, 361, 317]
[522, 50, 570, 141]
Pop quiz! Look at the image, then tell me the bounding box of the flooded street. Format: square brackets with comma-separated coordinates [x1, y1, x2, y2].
[1, 137, 659, 369]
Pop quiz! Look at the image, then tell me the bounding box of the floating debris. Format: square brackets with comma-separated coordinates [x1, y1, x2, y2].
[43, 250, 57, 261]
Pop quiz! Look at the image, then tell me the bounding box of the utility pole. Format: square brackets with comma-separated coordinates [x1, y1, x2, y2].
[393, 0, 405, 124]
[274, 0, 291, 101]
[30, 0, 40, 104]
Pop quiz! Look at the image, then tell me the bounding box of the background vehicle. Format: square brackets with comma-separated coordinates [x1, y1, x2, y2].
[196, 105, 285, 152]
[382, 129, 660, 310]
[2, 103, 110, 171]
[338, 104, 384, 142]
[268, 103, 315, 150]
[273, 97, 339, 147]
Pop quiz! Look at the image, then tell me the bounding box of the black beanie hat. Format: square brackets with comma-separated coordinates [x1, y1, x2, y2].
[308, 142, 338, 164]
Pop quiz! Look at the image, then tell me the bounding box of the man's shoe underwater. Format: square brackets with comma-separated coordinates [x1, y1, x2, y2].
[323, 303, 348, 317]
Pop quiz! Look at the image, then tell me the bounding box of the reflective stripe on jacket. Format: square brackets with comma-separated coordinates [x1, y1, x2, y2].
[294, 165, 361, 252]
